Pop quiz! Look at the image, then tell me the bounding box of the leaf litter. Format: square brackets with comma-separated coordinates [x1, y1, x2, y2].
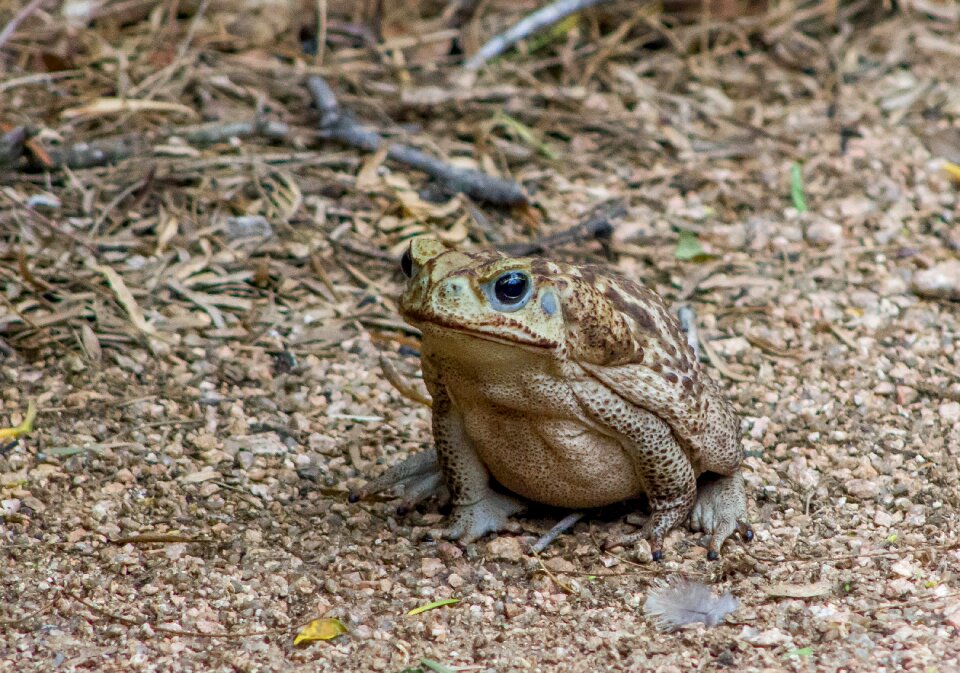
[1, 1, 959, 672]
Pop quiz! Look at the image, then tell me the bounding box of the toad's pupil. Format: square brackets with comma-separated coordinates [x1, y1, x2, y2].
[400, 248, 413, 278]
[494, 272, 529, 303]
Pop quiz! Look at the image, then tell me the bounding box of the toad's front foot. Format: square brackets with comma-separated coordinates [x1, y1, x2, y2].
[690, 472, 753, 560]
[348, 448, 449, 514]
[441, 491, 527, 544]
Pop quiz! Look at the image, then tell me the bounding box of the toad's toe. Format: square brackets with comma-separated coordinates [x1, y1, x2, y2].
[441, 491, 526, 544]
[349, 448, 443, 505]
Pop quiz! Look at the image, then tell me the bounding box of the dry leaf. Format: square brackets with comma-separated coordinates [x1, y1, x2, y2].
[384, 174, 462, 220]
[437, 216, 470, 245]
[61, 98, 198, 120]
[155, 211, 179, 254]
[80, 323, 102, 361]
[764, 581, 832, 599]
[356, 143, 391, 190]
[181, 470, 221, 483]
[92, 264, 157, 335]
[293, 618, 347, 646]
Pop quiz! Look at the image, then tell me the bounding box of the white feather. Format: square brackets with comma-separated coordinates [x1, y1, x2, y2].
[643, 577, 738, 632]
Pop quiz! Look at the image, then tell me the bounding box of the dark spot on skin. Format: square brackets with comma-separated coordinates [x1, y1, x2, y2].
[528, 258, 553, 277]
[682, 376, 694, 391]
[665, 373, 678, 384]
[651, 362, 662, 373]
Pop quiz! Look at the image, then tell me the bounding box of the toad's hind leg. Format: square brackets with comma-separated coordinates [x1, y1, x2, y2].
[572, 379, 696, 561]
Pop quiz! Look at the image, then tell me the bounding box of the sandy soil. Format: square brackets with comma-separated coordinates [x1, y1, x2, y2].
[1, 2, 959, 672]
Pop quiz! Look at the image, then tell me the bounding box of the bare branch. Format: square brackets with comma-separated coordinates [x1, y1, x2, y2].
[0, 0, 50, 52]
[0, 127, 28, 169]
[307, 75, 527, 206]
[463, 0, 619, 72]
[500, 200, 623, 256]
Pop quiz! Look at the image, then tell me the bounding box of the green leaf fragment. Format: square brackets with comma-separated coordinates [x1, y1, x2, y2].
[493, 113, 558, 159]
[407, 598, 460, 616]
[420, 659, 456, 673]
[790, 162, 808, 212]
[0, 401, 37, 440]
[674, 230, 715, 262]
[528, 14, 580, 53]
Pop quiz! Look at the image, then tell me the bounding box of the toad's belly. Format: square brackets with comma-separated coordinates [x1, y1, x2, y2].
[461, 408, 644, 508]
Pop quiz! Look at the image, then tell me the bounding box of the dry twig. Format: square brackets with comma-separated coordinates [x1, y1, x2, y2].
[531, 512, 585, 553]
[0, 0, 50, 51]
[500, 201, 621, 256]
[463, 0, 620, 71]
[0, 127, 27, 169]
[306, 75, 527, 206]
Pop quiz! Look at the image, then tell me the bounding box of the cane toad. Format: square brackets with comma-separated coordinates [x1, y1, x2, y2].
[353, 238, 752, 559]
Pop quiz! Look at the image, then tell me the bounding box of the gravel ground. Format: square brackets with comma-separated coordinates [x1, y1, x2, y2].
[2, 3, 960, 672]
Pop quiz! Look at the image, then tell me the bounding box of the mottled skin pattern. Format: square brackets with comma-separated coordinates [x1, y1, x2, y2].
[355, 238, 752, 559]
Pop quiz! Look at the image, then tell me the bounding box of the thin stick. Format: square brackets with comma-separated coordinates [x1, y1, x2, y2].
[306, 76, 527, 206]
[676, 305, 702, 362]
[379, 354, 432, 408]
[531, 548, 576, 594]
[315, 0, 327, 66]
[0, 126, 27, 168]
[531, 512, 585, 553]
[463, 0, 618, 71]
[0, 0, 49, 51]
[0, 599, 53, 626]
[499, 201, 622, 256]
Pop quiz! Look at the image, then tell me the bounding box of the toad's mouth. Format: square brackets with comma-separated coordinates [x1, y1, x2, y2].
[404, 313, 559, 352]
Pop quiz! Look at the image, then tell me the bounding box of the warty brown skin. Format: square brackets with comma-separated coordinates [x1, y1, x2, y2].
[362, 237, 752, 559]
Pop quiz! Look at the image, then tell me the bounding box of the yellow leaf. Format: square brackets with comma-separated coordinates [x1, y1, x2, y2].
[293, 618, 347, 646]
[0, 401, 37, 440]
[944, 161, 960, 182]
[407, 598, 460, 616]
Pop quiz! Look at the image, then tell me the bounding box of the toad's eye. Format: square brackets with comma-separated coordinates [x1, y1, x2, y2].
[494, 271, 529, 303]
[484, 270, 533, 312]
[400, 247, 414, 278]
